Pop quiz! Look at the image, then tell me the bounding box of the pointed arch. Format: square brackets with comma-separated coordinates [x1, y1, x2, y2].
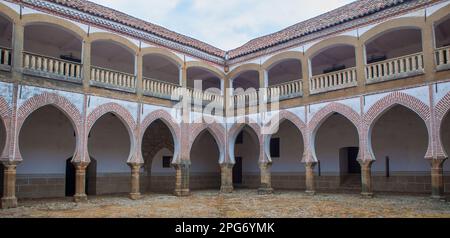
[435, 91, 450, 159]
[228, 119, 262, 164]
[364, 92, 431, 161]
[189, 122, 225, 164]
[0, 97, 11, 160]
[16, 92, 82, 161]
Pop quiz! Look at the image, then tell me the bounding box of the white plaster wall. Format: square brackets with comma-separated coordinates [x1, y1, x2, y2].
[88, 114, 130, 173]
[315, 114, 359, 174]
[271, 121, 305, 172]
[190, 131, 220, 173]
[18, 106, 76, 174]
[151, 148, 175, 175]
[235, 129, 260, 173]
[371, 106, 429, 172]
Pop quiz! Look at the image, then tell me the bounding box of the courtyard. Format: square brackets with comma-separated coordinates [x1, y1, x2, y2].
[0, 190, 449, 218]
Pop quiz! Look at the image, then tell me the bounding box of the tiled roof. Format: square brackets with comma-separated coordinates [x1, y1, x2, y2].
[10, 0, 440, 63]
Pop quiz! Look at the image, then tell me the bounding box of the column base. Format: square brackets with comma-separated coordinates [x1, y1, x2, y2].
[220, 185, 233, 194]
[361, 192, 374, 198]
[174, 189, 190, 197]
[1, 197, 18, 209]
[305, 190, 316, 196]
[129, 193, 142, 200]
[73, 194, 88, 203]
[257, 187, 274, 195]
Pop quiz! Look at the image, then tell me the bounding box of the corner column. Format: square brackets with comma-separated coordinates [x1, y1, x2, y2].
[174, 162, 190, 196]
[305, 162, 316, 195]
[73, 161, 89, 202]
[258, 162, 273, 195]
[128, 162, 143, 200]
[359, 160, 374, 198]
[1, 161, 20, 209]
[430, 158, 447, 200]
[220, 163, 234, 193]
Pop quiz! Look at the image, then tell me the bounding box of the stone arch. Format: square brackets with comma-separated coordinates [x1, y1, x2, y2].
[308, 102, 362, 162]
[185, 61, 225, 79]
[364, 92, 431, 161]
[262, 51, 304, 70]
[16, 92, 82, 161]
[189, 122, 226, 163]
[89, 32, 139, 54]
[141, 47, 183, 67]
[22, 14, 87, 40]
[263, 110, 307, 162]
[140, 109, 181, 164]
[428, 3, 450, 24]
[228, 119, 262, 164]
[359, 17, 425, 44]
[0, 2, 19, 22]
[305, 35, 358, 59]
[0, 97, 11, 160]
[87, 102, 136, 163]
[435, 91, 450, 159]
[228, 63, 260, 81]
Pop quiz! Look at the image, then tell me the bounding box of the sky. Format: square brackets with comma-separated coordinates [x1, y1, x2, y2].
[89, 0, 355, 50]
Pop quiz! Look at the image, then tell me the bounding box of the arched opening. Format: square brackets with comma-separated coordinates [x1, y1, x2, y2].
[0, 118, 6, 198]
[365, 28, 422, 64]
[142, 119, 175, 194]
[232, 70, 260, 91]
[371, 105, 429, 194]
[65, 157, 97, 197]
[190, 130, 221, 191]
[88, 113, 131, 195]
[267, 59, 302, 86]
[310, 45, 356, 76]
[91, 40, 135, 75]
[440, 111, 450, 193]
[187, 67, 221, 92]
[23, 23, 83, 78]
[233, 126, 260, 188]
[434, 15, 450, 68]
[314, 113, 360, 192]
[143, 54, 180, 85]
[0, 13, 12, 68]
[17, 105, 76, 198]
[269, 120, 305, 190]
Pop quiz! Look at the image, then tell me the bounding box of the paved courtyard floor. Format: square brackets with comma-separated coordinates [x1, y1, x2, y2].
[1, 190, 450, 218]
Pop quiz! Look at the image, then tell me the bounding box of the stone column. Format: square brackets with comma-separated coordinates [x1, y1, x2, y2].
[258, 162, 273, 195]
[12, 21, 24, 78]
[82, 39, 91, 90]
[422, 23, 436, 82]
[128, 162, 142, 200]
[174, 162, 190, 196]
[73, 161, 89, 203]
[136, 53, 143, 98]
[220, 163, 234, 193]
[359, 160, 374, 198]
[301, 58, 310, 97]
[305, 162, 316, 195]
[355, 42, 366, 88]
[1, 161, 20, 209]
[430, 158, 446, 200]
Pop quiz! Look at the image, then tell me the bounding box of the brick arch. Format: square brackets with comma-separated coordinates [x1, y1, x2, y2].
[0, 97, 11, 160]
[228, 119, 263, 164]
[140, 109, 181, 164]
[308, 102, 362, 162]
[16, 92, 83, 161]
[87, 102, 137, 162]
[189, 122, 226, 164]
[263, 110, 307, 163]
[435, 92, 450, 159]
[364, 91, 431, 161]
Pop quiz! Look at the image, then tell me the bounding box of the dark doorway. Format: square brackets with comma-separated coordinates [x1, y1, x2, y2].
[233, 157, 243, 185]
[0, 163, 4, 197]
[65, 157, 97, 197]
[347, 147, 360, 174]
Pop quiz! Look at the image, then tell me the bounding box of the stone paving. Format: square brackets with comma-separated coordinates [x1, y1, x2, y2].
[1, 190, 450, 218]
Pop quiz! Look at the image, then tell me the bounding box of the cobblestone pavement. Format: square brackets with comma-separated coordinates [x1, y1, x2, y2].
[1, 190, 449, 218]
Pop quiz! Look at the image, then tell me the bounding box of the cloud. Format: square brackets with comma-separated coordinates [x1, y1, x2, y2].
[89, 0, 354, 50]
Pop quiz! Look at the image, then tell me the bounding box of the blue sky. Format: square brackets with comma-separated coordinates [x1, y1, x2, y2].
[90, 0, 355, 50]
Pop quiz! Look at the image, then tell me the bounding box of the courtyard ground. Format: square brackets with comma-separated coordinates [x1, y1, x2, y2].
[0, 190, 449, 218]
